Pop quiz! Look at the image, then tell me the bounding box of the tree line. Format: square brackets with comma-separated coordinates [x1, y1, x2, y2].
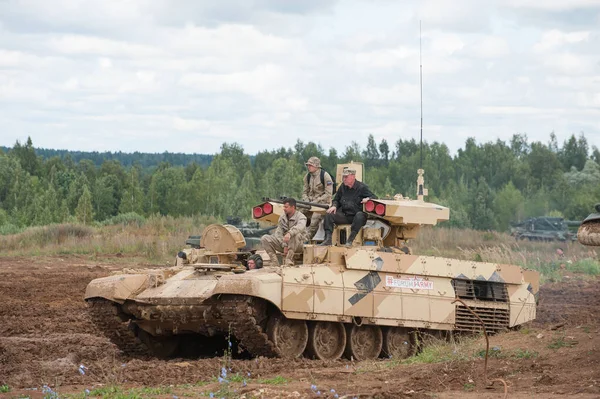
[1, 133, 599, 233]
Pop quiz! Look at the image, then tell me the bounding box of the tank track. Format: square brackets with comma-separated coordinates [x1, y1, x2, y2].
[86, 298, 149, 356]
[206, 295, 280, 358]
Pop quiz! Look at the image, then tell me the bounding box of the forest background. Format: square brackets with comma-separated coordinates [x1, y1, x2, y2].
[1, 131, 599, 235]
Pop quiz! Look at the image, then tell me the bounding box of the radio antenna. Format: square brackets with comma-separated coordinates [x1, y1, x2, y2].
[419, 20, 423, 169]
[417, 21, 427, 201]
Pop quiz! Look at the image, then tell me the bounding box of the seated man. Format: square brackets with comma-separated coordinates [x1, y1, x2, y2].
[260, 197, 308, 266]
[320, 168, 377, 247]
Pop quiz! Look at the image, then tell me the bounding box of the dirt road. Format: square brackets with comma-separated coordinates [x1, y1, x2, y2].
[0, 256, 598, 398]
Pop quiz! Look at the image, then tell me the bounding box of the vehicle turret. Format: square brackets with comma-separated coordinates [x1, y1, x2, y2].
[577, 204, 600, 246]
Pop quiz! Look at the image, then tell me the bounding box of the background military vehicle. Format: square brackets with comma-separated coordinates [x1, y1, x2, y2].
[510, 216, 579, 242]
[85, 163, 540, 361]
[576, 204, 600, 246]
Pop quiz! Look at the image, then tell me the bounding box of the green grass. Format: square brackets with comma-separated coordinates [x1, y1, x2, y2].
[0, 384, 10, 393]
[62, 385, 174, 399]
[227, 374, 246, 383]
[514, 348, 538, 359]
[567, 259, 600, 275]
[256, 376, 289, 385]
[548, 335, 577, 350]
[475, 346, 505, 359]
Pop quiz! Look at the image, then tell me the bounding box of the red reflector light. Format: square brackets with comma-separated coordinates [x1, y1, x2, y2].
[365, 200, 375, 212]
[375, 203, 386, 216]
[253, 206, 263, 218]
[262, 202, 273, 215]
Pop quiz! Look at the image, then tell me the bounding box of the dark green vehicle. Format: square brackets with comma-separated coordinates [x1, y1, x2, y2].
[510, 217, 579, 242]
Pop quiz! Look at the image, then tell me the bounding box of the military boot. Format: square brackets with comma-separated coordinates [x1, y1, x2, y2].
[319, 231, 332, 246]
[265, 249, 280, 267]
[344, 231, 358, 247]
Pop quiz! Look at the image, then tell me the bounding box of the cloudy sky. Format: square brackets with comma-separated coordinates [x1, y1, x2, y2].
[1, 0, 599, 156]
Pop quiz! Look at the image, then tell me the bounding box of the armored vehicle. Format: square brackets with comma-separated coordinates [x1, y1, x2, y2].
[85, 163, 540, 360]
[510, 216, 577, 242]
[577, 204, 600, 246]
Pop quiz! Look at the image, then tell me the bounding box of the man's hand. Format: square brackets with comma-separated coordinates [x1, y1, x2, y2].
[361, 197, 370, 204]
[326, 206, 337, 214]
[283, 232, 291, 243]
[283, 247, 289, 255]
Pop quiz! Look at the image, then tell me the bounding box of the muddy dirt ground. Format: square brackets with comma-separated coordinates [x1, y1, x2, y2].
[0, 255, 598, 398]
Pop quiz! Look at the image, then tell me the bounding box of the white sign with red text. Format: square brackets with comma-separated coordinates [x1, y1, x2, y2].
[385, 275, 434, 290]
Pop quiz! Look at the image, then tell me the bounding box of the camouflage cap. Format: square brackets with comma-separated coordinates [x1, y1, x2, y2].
[342, 168, 356, 176]
[305, 156, 321, 168]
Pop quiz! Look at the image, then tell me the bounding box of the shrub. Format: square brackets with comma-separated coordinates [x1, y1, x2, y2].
[101, 212, 146, 227]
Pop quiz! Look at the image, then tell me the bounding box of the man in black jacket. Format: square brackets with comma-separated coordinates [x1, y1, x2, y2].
[320, 168, 376, 247]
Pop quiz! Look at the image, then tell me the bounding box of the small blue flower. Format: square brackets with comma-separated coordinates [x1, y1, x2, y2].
[221, 367, 227, 378]
[218, 377, 226, 383]
[310, 384, 317, 391]
[173, 396, 179, 399]
[85, 389, 90, 395]
[247, 372, 251, 377]
[330, 389, 336, 393]
[334, 395, 339, 398]
[317, 391, 321, 395]
[209, 393, 214, 398]
[492, 346, 500, 351]
[242, 380, 247, 387]
[78, 364, 88, 375]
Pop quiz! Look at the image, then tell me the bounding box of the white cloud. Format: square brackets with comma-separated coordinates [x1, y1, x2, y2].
[0, 0, 599, 155]
[48, 35, 162, 57]
[534, 29, 591, 52]
[172, 117, 211, 131]
[502, 0, 600, 11]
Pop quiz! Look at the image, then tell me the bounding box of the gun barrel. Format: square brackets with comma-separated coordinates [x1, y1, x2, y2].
[279, 197, 329, 210]
[262, 197, 312, 210]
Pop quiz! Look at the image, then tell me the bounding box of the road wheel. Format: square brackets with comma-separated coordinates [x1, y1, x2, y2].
[306, 321, 346, 360]
[382, 327, 415, 359]
[267, 315, 308, 358]
[137, 329, 179, 358]
[344, 324, 383, 361]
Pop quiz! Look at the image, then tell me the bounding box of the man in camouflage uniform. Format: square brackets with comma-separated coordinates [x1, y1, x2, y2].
[260, 198, 308, 267]
[302, 156, 334, 239]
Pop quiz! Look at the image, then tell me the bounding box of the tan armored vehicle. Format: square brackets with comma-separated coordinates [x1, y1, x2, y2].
[85, 163, 540, 360]
[577, 204, 600, 247]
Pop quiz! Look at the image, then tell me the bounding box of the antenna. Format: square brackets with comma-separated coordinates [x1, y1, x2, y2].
[419, 20, 423, 169]
[417, 21, 427, 201]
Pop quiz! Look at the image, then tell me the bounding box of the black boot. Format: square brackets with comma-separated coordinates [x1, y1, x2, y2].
[344, 231, 358, 247]
[319, 231, 332, 246]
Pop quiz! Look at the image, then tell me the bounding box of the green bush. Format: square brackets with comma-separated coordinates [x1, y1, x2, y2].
[101, 212, 146, 227]
[567, 258, 600, 275]
[0, 223, 22, 236]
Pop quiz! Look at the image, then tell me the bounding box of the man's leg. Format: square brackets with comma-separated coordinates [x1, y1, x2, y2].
[284, 234, 304, 266]
[320, 213, 335, 246]
[307, 212, 323, 240]
[260, 235, 283, 267]
[346, 212, 367, 246]
[320, 212, 352, 246]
